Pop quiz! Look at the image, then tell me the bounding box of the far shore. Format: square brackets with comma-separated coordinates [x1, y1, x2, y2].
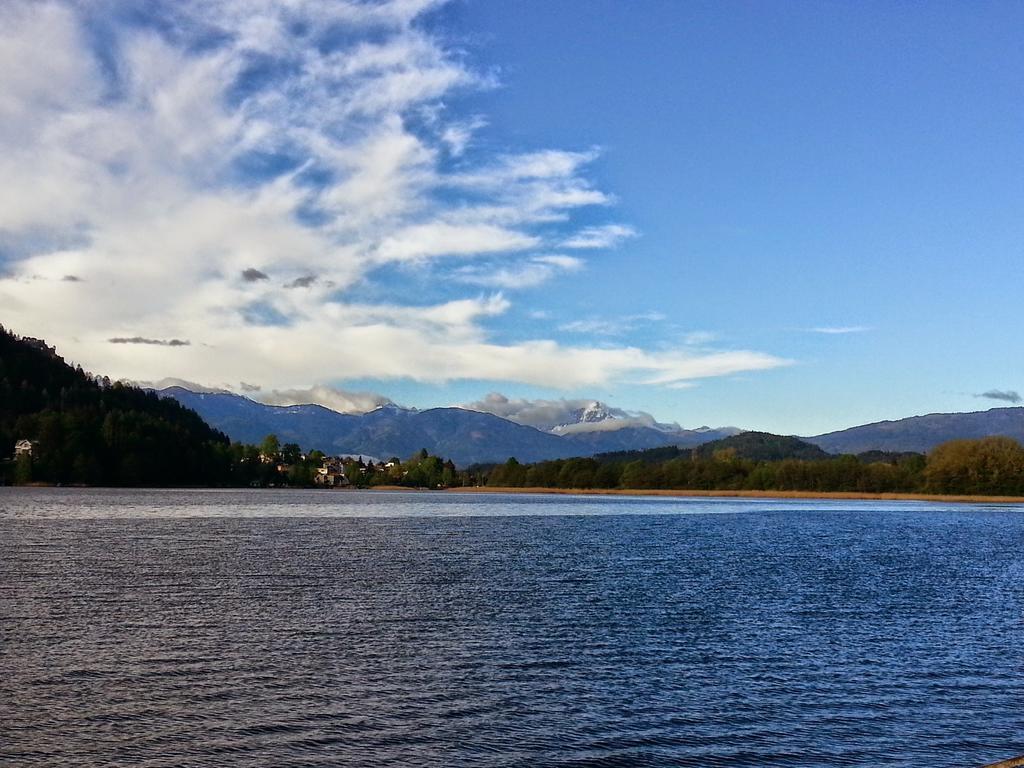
[4, 484, 1023, 504]
[446, 486, 1024, 505]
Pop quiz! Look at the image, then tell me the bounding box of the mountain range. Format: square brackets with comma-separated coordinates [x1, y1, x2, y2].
[156, 388, 739, 466]
[156, 386, 1024, 466]
[804, 407, 1024, 455]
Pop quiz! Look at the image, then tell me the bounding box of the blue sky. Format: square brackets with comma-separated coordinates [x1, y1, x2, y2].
[1, 0, 1021, 434]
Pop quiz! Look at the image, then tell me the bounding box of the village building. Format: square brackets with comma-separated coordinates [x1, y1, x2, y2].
[14, 439, 37, 458]
[315, 458, 350, 488]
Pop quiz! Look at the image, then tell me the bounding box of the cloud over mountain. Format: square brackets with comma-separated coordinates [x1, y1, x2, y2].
[462, 392, 681, 433]
[256, 385, 393, 414]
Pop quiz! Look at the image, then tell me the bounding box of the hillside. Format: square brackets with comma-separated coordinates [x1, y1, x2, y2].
[694, 432, 830, 462]
[156, 388, 362, 450]
[0, 328, 232, 485]
[807, 407, 1024, 454]
[590, 432, 830, 466]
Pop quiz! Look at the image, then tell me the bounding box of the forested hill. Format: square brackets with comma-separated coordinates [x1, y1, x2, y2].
[0, 327, 232, 485]
[692, 432, 830, 461]
[589, 432, 834, 465]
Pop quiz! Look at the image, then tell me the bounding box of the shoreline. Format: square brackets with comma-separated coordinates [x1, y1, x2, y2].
[4, 484, 1023, 504]
[447, 486, 1024, 505]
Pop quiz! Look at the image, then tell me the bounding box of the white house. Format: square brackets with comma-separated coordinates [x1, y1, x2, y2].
[14, 439, 37, 458]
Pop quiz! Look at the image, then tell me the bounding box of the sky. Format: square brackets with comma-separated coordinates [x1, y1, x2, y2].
[1, 0, 1022, 435]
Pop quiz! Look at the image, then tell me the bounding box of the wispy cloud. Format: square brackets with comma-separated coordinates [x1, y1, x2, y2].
[559, 318, 624, 336]
[808, 326, 871, 335]
[441, 116, 487, 157]
[560, 311, 666, 337]
[454, 255, 583, 289]
[561, 224, 638, 249]
[0, 0, 787, 393]
[975, 389, 1022, 404]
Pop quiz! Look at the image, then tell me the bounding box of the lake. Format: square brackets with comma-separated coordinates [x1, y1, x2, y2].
[2, 488, 1022, 766]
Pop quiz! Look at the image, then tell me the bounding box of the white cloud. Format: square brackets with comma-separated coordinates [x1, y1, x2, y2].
[256, 385, 393, 414]
[453, 150, 601, 187]
[374, 222, 538, 263]
[453, 254, 583, 289]
[134, 377, 392, 414]
[0, 0, 788, 395]
[641, 350, 787, 386]
[444, 149, 611, 225]
[561, 224, 638, 249]
[134, 377, 232, 394]
[441, 116, 487, 156]
[559, 311, 666, 337]
[559, 318, 625, 336]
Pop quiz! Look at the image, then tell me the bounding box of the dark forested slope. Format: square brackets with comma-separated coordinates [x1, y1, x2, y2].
[0, 327, 232, 485]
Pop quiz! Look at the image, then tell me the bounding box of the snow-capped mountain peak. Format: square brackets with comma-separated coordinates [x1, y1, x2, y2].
[574, 401, 618, 424]
[369, 403, 417, 414]
[548, 401, 684, 435]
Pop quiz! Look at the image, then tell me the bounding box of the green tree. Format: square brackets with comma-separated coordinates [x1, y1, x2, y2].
[620, 460, 651, 489]
[281, 443, 302, 464]
[260, 434, 281, 458]
[925, 437, 1024, 495]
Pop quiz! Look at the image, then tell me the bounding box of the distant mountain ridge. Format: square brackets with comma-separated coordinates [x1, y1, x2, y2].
[157, 387, 738, 466]
[155, 386, 1024, 466]
[806, 407, 1024, 454]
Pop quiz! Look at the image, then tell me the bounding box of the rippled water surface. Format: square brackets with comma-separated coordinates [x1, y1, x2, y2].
[2, 488, 1023, 767]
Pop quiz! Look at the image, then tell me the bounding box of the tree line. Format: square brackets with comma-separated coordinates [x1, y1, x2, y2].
[480, 436, 1024, 497]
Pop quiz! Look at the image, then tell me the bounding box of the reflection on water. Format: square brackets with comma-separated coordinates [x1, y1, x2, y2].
[2, 488, 1023, 766]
